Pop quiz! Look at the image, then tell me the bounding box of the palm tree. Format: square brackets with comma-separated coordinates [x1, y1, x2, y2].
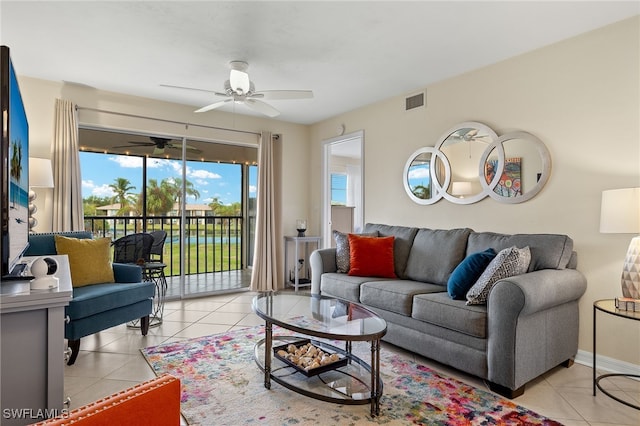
[145, 178, 175, 217]
[170, 177, 200, 207]
[109, 177, 137, 215]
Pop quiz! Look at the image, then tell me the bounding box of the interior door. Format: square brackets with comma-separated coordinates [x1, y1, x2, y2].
[322, 130, 364, 248]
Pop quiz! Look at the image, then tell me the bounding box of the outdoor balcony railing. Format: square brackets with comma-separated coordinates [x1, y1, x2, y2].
[84, 214, 253, 277]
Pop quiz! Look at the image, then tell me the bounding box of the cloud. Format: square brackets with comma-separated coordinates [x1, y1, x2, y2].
[188, 169, 221, 180]
[249, 185, 257, 194]
[83, 180, 115, 197]
[408, 167, 430, 179]
[109, 156, 143, 168]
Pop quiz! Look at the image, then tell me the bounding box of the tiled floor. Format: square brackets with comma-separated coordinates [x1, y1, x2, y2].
[64, 291, 640, 425]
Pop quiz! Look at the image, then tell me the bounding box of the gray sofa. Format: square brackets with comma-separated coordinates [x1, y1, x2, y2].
[310, 223, 587, 398]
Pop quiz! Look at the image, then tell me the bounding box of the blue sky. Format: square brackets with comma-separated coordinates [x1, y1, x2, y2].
[80, 152, 256, 206]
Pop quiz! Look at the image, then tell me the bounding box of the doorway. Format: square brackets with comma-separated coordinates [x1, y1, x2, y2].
[322, 130, 364, 247]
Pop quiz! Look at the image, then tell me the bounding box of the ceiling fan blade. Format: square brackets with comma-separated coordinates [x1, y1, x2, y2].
[244, 99, 280, 117]
[195, 98, 233, 113]
[160, 84, 227, 97]
[166, 143, 202, 154]
[230, 69, 251, 94]
[254, 90, 314, 100]
[112, 141, 154, 149]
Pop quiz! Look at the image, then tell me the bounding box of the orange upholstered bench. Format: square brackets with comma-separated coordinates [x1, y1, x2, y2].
[30, 374, 180, 426]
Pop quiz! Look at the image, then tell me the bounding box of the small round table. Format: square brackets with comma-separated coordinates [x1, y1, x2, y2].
[127, 262, 167, 329]
[142, 262, 168, 327]
[592, 299, 640, 410]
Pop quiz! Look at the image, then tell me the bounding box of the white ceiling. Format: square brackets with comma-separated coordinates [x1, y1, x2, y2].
[1, 1, 638, 125]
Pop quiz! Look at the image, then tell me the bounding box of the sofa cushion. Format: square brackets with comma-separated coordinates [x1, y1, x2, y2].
[26, 231, 93, 256]
[466, 232, 573, 271]
[54, 235, 115, 287]
[404, 228, 472, 286]
[363, 223, 418, 279]
[333, 230, 378, 273]
[348, 234, 396, 278]
[447, 248, 497, 300]
[466, 246, 531, 305]
[360, 280, 443, 316]
[66, 281, 155, 320]
[412, 292, 488, 338]
[320, 273, 387, 303]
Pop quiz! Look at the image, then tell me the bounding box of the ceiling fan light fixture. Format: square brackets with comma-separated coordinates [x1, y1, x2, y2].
[230, 69, 250, 94]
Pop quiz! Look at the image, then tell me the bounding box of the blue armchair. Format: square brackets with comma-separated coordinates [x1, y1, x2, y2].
[24, 231, 155, 365]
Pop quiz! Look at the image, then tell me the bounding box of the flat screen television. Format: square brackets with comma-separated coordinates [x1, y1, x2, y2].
[1, 45, 30, 278]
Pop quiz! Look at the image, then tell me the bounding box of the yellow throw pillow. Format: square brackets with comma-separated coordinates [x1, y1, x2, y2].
[54, 235, 115, 287]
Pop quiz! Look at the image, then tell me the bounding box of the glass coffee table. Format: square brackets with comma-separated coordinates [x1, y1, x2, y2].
[252, 293, 387, 416]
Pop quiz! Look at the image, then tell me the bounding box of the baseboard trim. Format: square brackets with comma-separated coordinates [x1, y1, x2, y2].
[575, 349, 640, 376]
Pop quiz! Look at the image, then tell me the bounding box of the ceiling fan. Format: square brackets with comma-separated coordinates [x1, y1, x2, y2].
[113, 137, 201, 155]
[449, 128, 491, 143]
[162, 61, 313, 117]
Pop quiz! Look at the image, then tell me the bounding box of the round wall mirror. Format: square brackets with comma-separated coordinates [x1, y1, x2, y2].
[403, 147, 450, 205]
[434, 122, 498, 204]
[480, 131, 551, 204]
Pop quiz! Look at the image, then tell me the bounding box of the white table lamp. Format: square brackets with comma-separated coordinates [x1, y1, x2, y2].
[600, 188, 640, 300]
[451, 181, 472, 199]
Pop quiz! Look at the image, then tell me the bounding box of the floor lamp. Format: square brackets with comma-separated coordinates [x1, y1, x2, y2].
[600, 187, 640, 304]
[28, 157, 54, 231]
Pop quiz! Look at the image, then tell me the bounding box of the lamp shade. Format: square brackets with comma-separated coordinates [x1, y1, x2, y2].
[451, 181, 472, 196]
[29, 157, 54, 188]
[599, 188, 640, 234]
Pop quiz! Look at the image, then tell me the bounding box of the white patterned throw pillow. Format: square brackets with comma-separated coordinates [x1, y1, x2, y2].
[465, 246, 531, 305]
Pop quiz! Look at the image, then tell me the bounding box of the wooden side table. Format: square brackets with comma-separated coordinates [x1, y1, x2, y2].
[284, 236, 321, 292]
[592, 299, 640, 410]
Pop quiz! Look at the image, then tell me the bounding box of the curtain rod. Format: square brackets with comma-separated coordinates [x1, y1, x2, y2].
[75, 106, 262, 136]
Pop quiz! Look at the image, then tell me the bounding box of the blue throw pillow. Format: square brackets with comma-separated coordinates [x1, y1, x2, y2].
[447, 248, 497, 300]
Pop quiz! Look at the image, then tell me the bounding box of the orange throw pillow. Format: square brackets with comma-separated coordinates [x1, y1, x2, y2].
[348, 234, 397, 278]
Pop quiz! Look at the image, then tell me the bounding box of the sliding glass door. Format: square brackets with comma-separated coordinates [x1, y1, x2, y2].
[79, 127, 257, 299]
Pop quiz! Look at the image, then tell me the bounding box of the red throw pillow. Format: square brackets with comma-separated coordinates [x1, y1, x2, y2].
[347, 234, 397, 278]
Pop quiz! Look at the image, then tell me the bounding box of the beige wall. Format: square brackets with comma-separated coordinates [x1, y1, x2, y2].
[310, 17, 640, 366]
[16, 16, 639, 367]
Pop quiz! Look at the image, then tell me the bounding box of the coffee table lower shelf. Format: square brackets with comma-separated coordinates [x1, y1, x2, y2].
[254, 336, 383, 412]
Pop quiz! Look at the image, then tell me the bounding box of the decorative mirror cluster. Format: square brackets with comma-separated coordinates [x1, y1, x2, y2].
[403, 122, 551, 205]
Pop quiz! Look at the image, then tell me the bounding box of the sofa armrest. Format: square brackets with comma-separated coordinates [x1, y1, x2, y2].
[489, 268, 587, 317]
[487, 268, 587, 390]
[310, 248, 337, 295]
[112, 263, 143, 283]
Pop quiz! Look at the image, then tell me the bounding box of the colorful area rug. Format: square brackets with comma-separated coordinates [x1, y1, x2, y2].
[141, 326, 561, 425]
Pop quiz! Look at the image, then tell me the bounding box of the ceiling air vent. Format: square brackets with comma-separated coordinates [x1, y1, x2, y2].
[405, 91, 425, 111]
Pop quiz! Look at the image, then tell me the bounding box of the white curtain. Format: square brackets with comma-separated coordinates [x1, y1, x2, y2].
[51, 99, 84, 231]
[250, 132, 282, 292]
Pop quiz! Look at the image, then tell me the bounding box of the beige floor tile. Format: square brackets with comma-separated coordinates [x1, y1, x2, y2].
[512, 382, 582, 421]
[67, 378, 140, 410]
[62, 375, 101, 400]
[198, 311, 247, 325]
[64, 352, 135, 378]
[236, 313, 264, 327]
[172, 322, 231, 339]
[96, 333, 169, 355]
[144, 320, 190, 337]
[182, 300, 227, 311]
[162, 309, 211, 323]
[105, 356, 157, 382]
[215, 302, 254, 314]
[559, 387, 640, 425]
